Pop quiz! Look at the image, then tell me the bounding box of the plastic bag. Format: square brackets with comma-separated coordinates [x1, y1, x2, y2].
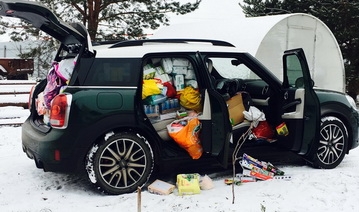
[167, 117, 203, 159]
[252, 121, 275, 140]
[143, 94, 167, 105]
[43, 63, 66, 109]
[243, 106, 266, 127]
[55, 56, 77, 82]
[178, 86, 202, 112]
[142, 79, 161, 99]
[163, 82, 177, 98]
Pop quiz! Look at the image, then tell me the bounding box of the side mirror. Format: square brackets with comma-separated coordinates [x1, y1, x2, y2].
[231, 59, 241, 66]
[295, 77, 304, 88]
[295, 77, 315, 88]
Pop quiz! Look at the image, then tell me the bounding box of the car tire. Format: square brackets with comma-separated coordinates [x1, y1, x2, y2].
[86, 132, 154, 195]
[312, 116, 348, 169]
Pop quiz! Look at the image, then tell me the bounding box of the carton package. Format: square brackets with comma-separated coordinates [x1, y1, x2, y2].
[240, 176, 257, 183]
[240, 153, 264, 170]
[176, 173, 201, 195]
[154, 74, 171, 83]
[240, 153, 285, 181]
[154, 66, 171, 83]
[226, 93, 245, 125]
[148, 179, 175, 195]
[159, 98, 180, 114]
[185, 69, 196, 79]
[242, 167, 274, 181]
[172, 58, 189, 67]
[161, 58, 173, 73]
[155, 66, 165, 75]
[143, 94, 167, 105]
[249, 166, 274, 180]
[143, 104, 160, 121]
[172, 66, 188, 75]
[174, 74, 185, 91]
[143, 64, 156, 79]
[159, 112, 177, 121]
[241, 153, 285, 175]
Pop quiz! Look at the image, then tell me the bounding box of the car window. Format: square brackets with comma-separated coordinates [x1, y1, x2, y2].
[285, 54, 304, 88]
[208, 57, 260, 80]
[83, 58, 141, 86]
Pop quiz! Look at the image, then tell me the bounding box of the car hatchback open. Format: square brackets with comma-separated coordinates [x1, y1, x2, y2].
[1, 0, 358, 195]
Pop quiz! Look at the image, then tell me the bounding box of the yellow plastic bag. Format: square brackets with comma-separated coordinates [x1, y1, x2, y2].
[142, 79, 161, 99]
[179, 86, 202, 112]
[167, 117, 203, 159]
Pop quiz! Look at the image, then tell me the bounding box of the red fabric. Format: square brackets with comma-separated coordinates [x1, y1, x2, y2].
[163, 82, 177, 98]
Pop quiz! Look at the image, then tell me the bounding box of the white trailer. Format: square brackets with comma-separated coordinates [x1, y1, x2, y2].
[152, 13, 345, 92]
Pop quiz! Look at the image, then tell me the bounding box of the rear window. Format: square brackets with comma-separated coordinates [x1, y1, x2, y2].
[83, 58, 141, 86]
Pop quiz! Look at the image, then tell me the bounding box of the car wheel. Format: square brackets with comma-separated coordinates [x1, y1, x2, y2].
[86, 132, 154, 195]
[312, 116, 348, 169]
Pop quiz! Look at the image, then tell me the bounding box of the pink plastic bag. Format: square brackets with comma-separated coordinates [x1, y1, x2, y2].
[43, 62, 66, 109]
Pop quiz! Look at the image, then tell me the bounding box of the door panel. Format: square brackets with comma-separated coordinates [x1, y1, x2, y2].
[282, 49, 320, 155]
[279, 88, 305, 151]
[196, 53, 232, 167]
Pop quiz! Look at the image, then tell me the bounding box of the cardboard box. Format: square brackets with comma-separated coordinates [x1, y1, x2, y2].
[240, 176, 257, 183]
[148, 179, 175, 195]
[243, 167, 274, 181]
[226, 93, 245, 125]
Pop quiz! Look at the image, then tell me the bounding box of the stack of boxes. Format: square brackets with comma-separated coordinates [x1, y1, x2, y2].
[238, 153, 285, 182]
[142, 57, 197, 122]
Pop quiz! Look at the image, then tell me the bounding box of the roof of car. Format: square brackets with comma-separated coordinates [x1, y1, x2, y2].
[94, 39, 244, 58]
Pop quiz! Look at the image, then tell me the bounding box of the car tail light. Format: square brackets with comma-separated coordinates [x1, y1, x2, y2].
[28, 85, 36, 110]
[49, 93, 72, 128]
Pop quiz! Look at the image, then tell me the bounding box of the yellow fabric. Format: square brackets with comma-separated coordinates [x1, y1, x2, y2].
[142, 79, 161, 99]
[179, 86, 202, 112]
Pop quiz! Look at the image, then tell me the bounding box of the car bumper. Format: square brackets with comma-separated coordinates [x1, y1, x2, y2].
[21, 119, 78, 172]
[350, 109, 359, 150]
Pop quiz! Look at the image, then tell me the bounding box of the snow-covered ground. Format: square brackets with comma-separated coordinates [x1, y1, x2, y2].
[0, 106, 359, 212]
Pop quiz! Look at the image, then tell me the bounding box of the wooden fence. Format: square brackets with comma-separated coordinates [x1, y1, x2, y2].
[0, 80, 36, 109]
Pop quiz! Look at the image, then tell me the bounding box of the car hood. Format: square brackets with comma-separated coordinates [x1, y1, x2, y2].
[0, 0, 93, 51]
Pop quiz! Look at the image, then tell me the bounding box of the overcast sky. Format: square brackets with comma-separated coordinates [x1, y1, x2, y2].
[0, 0, 245, 42]
[169, 0, 244, 24]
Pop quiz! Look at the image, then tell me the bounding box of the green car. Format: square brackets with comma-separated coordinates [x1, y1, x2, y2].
[1, 0, 358, 195]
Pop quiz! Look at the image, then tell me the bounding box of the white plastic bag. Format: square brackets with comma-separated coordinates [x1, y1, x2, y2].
[243, 106, 266, 127]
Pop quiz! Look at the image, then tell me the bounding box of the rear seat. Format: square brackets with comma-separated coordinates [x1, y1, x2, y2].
[152, 118, 175, 141]
[152, 88, 253, 142]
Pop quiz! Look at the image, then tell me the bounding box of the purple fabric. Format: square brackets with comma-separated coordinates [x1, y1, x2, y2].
[43, 63, 66, 109]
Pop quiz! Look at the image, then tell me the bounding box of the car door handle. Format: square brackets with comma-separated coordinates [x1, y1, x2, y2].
[283, 98, 302, 110]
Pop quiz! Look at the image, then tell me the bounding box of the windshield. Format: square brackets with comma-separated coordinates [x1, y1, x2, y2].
[209, 57, 261, 80]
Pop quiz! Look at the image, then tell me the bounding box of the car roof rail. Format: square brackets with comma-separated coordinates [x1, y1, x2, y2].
[109, 39, 235, 48]
[92, 40, 125, 46]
